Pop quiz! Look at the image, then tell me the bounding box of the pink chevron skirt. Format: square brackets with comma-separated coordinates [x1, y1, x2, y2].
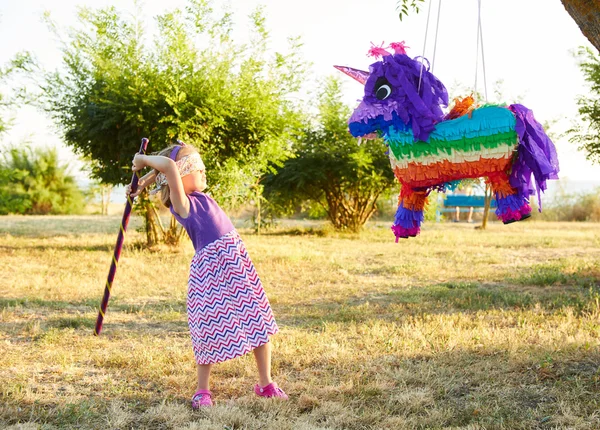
[187, 230, 279, 364]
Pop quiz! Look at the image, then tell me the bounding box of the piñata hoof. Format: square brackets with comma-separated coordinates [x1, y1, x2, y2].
[391, 225, 420, 241]
[503, 212, 532, 224]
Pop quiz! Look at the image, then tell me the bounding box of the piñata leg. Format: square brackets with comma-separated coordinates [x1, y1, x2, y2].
[488, 172, 532, 224]
[391, 186, 428, 241]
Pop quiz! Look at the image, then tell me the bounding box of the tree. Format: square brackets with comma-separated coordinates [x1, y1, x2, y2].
[0, 146, 84, 215]
[569, 47, 600, 165]
[264, 77, 396, 232]
[42, 1, 305, 244]
[396, 0, 600, 53]
[561, 0, 600, 53]
[85, 180, 113, 215]
[0, 52, 34, 138]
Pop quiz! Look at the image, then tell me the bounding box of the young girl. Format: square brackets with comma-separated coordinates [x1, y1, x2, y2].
[128, 142, 287, 408]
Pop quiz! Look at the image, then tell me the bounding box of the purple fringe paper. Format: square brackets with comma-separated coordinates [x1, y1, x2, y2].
[391, 225, 420, 241]
[393, 204, 424, 229]
[349, 100, 408, 125]
[495, 194, 531, 222]
[363, 54, 448, 142]
[508, 104, 560, 211]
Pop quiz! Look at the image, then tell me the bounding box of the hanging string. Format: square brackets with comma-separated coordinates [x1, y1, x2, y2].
[478, 0, 489, 102]
[418, 0, 434, 93]
[431, 0, 442, 72]
[474, 0, 488, 102]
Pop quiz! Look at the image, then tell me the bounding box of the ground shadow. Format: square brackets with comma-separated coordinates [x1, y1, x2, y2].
[0, 243, 114, 253]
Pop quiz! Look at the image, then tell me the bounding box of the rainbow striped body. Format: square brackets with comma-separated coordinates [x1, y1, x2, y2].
[388, 106, 518, 188]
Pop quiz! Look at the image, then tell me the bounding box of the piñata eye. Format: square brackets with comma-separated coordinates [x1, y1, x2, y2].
[374, 78, 392, 100]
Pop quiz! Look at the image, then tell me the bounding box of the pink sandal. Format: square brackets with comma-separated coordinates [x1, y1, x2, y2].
[254, 382, 288, 399]
[191, 389, 213, 409]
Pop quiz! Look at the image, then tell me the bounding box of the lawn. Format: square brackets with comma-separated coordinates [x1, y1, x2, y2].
[1, 216, 599, 429]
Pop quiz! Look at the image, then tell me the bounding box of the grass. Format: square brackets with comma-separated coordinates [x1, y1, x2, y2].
[0, 216, 599, 429]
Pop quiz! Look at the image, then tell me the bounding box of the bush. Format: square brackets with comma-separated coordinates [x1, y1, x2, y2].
[0, 146, 84, 215]
[263, 78, 396, 232]
[538, 188, 600, 221]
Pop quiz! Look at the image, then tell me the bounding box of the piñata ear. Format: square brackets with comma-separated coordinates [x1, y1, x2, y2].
[333, 65, 370, 85]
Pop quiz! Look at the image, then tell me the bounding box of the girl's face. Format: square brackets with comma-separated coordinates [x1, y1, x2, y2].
[182, 169, 207, 194]
[174, 147, 207, 194]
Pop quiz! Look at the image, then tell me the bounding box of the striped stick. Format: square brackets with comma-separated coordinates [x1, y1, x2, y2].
[94, 137, 149, 336]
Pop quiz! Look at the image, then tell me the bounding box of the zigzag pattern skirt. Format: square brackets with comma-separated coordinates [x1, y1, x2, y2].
[187, 230, 279, 364]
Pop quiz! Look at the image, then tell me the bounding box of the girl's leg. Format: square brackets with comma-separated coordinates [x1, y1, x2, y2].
[253, 342, 273, 387]
[196, 364, 213, 391]
[192, 364, 214, 408]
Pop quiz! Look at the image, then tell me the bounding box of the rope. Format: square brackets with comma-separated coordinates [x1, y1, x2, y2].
[418, 0, 434, 93]
[478, 0, 489, 102]
[474, 0, 489, 102]
[431, 0, 442, 72]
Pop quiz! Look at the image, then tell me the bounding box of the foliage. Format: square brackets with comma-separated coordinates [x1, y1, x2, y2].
[0, 146, 84, 215]
[42, 1, 305, 209]
[0, 52, 35, 137]
[264, 77, 396, 232]
[84, 180, 112, 215]
[424, 190, 442, 221]
[373, 188, 441, 222]
[396, 0, 425, 21]
[569, 47, 600, 165]
[538, 186, 600, 222]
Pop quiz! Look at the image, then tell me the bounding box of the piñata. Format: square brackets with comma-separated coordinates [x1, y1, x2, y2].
[335, 42, 559, 241]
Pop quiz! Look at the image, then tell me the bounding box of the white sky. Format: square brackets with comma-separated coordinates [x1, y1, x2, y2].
[1, 0, 599, 187]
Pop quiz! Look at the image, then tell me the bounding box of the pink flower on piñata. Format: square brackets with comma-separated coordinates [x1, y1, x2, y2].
[367, 42, 392, 59]
[389, 41, 409, 55]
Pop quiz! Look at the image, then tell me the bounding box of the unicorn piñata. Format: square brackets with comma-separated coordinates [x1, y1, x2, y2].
[335, 42, 560, 241]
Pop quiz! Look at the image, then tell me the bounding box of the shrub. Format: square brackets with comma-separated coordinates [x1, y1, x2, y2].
[0, 146, 84, 215]
[538, 187, 600, 221]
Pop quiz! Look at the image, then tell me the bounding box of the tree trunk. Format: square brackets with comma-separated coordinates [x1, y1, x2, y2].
[101, 185, 112, 215]
[164, 215, 184, 246]
[255, 183, 261, 235]
[145, 206, 161, 247]
[131, 193, 185, 248]
[138, 194, 160, 247]
[324, 186, 381, 233]
[561, 0, 600, 53]
[481, 183, 493, 230]
[105, 186, 111, 215]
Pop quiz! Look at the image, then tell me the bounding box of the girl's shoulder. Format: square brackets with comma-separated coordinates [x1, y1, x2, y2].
[189, 191, 215, 204]
[170, 192, 211, 220]
[188, 192, 225, 213]
[187, 192, 233, 227]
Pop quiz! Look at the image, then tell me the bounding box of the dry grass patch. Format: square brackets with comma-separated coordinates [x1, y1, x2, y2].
[1, 217, 599, 429]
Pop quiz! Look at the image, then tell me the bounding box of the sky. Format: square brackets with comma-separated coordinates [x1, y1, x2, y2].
[0, 0, 598, 195]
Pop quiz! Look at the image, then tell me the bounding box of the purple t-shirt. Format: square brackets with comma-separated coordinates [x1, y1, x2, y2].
[170, 192, 235, 251]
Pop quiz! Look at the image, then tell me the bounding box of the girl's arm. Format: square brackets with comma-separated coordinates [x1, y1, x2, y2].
[132, 154, 190, 218]
[126, 170, 157, 199]
[139, 170, 157, 190]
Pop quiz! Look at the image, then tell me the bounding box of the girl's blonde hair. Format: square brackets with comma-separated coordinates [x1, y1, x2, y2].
[153, 144, 200, 208]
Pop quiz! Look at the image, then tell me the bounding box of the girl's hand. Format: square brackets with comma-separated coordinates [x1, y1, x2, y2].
[125, 183, 142, 199]
[132, 153, 147, 172]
